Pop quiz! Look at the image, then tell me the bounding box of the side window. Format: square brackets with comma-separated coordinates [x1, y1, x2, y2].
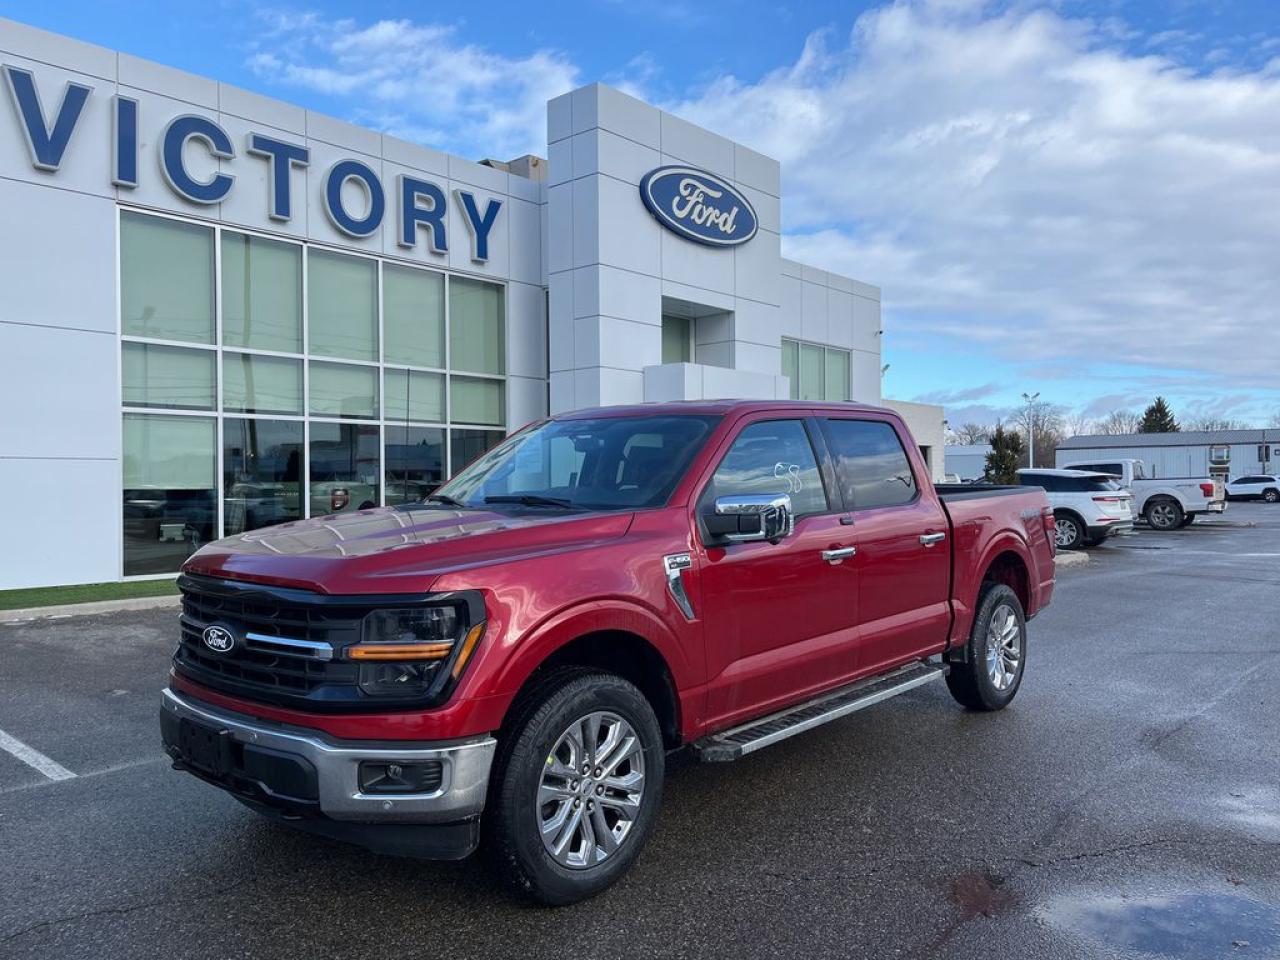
[706, 420, 828, 516]
[1022, 473, 1061, 492]
[822, 418, 918, 509]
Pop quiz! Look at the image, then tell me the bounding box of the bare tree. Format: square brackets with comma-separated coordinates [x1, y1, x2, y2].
[1270, 411, 1280, 428]
[1095, 410, 1142, 435]
[1010, 399, 1064, 469]
[950, 422, 991, 445]
[1062, 412, 1096, 439]
[1184, 416, 1249, 432]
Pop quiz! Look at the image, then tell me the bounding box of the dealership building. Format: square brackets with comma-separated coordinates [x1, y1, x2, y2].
[0, 17, 942, 590]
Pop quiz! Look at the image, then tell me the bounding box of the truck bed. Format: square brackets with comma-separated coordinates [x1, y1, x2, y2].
[934, 483, 1027, 502]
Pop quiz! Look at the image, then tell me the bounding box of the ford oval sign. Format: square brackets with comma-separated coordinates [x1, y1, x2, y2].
[202, 624, 236, 654]
[639, 166, 758, 248]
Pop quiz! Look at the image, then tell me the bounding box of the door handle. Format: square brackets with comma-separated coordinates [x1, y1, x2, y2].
[821, 546, 857, 563]
[919, 532, 946, 547]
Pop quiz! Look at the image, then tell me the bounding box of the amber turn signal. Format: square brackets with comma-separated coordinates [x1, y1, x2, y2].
[348, 642, 455, 661]
[450, 622, 486, 679]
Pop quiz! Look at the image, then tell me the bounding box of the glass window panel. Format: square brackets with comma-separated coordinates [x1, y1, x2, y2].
[223, 418, 303, 535]
[662, 316, 692, 364]
[224, 353, 302, 415]
[781, 339, 799, 399]
[122, 414, 216, 575]
[824, 349, 850, 401]
[120, 213, 214, 343]
[451, 376, 504, 426]
[309, 422, 380, 516]
[385, 368, 445, 424]
[222, 232, 302, 353]
[451, 428, 505, 477]
[449, 277, 504, 375]
[705, 419, 828, 516]
[122, 342, 215, 410]
[384, 264, 445, 368]
[386, 426, 445, 505]
[822, 418, 918, 509]
[308, 249, 377, 361]
[309, 361, 378, 419]
[799, 343, 825, 401]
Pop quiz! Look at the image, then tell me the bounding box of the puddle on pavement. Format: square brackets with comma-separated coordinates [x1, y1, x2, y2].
[1044, 891, 1280, 958]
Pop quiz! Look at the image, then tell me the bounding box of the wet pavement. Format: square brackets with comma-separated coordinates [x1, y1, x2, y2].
[1, 503, 1278, 959]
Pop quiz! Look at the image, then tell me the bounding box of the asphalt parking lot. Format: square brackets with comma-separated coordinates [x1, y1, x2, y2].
[2, 504, 1278, 959]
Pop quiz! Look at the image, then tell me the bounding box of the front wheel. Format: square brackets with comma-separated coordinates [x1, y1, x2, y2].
[1145, 497, 1184, 530]
[946, 583, 1027, 711]
[483, 670, 664, 905]
[1264, 489, 1280, 503]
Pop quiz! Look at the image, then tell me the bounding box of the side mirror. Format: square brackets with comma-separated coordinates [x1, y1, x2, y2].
[704, 494, 794, 545]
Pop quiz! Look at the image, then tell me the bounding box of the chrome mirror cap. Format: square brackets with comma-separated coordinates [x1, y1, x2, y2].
[710, 494, 794, 543]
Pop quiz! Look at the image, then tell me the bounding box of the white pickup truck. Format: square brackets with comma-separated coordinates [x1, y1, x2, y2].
[1058, 457, 1226, 530]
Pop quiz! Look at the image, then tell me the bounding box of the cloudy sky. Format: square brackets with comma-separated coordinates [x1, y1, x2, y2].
[17, 0, 1280, 428]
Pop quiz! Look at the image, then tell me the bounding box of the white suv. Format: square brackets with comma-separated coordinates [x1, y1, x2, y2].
[1226, 475, 1280, 503]
[1018, 468, 1135, 550]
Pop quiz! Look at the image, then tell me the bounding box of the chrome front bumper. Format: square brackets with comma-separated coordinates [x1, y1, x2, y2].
[161, 688, 496, 824]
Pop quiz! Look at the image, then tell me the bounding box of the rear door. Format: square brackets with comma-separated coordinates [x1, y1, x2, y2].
[819, 416, 951, 672]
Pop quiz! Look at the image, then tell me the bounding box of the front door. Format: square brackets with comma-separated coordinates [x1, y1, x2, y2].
[819, 416, 952, 672]
[696, 416, 860, 728]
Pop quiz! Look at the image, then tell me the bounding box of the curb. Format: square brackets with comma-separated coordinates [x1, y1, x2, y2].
[0, 594, 182, 625]
[1055, 551, 1089, 569]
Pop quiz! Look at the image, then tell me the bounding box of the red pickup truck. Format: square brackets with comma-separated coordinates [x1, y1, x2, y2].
[161, 400, 1055, 904]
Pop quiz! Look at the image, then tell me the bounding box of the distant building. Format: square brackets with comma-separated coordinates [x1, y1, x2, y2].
[945, 443, 992, 481]
[1057, 429, 1280, 478]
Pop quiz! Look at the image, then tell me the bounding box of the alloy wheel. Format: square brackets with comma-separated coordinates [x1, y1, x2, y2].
[1054, 518, 1078, 548]
[985, 604, 1022, 692]
[537, 711, 646, 869]
[1149, 502, 1178, 528]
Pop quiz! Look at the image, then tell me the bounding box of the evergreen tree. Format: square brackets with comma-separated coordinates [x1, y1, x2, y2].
[1139, 396, 1179, 433]
[984, 425, 1025, 484]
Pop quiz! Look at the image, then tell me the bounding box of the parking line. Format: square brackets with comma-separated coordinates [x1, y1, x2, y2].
[0, 728, 76, 782]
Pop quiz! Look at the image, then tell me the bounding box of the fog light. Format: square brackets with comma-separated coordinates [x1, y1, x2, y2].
[358, 760, 444, 794]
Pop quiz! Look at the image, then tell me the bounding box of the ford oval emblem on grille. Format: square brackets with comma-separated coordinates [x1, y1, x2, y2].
[202, 624, 236, 654]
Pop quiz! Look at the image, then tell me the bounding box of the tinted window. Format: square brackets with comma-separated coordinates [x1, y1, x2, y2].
[1020, 473, 1063, 492]
[706, 420, 828, 516]
[823, 419, 918, 509]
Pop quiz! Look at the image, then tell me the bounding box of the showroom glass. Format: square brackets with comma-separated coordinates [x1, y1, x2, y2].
[308, 249, 378, 361]
[705, 419, 828, 516]
[223, 419, 303, 535]
[385, 368, 445, 423]
[781, 338, 852, 402]
[309, 361, 379, 419]
[451, 376, 504, 426]
[450, 429, 506, 477]
[122, 414, 216, 575]
[222, 232, 303, 353]
[450, 276, 504, 374]
[122, 343, 215, 410]
[384, 263, 445, 368]
[223, 353, 302, 415]
[439, 416, 719, 510]
[386, 426, 446, 505]
[823, 419, 917, 509]
[120, 212, 215, 343]
[310, 423, 381, 515]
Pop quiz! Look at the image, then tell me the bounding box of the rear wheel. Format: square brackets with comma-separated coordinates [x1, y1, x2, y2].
[1264, 489, 1280, 503]
[945, 583, 1026, 711]
[1054, 511, 1085, 550]
[483, 670, 664, 905]
[1145, 497, 1183, 530]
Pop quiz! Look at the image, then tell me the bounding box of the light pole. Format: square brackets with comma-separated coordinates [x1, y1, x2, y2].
[1022, 391, 1040, 468]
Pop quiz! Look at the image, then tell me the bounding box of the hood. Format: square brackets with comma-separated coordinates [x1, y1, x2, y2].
[183, 504, 635, 595]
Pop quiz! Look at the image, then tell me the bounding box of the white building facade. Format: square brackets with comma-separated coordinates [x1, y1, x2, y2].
[0, 18, 941, 589]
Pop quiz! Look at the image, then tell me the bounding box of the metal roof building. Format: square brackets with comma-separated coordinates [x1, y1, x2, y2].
[1057, 429, 1280, 478]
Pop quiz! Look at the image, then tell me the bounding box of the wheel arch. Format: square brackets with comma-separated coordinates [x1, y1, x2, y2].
[1053, 507, 1087, 540]
[981, 549, 1030, 614]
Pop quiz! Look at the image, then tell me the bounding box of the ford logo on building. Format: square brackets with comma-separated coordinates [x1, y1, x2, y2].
[639, 166, 758, 248]
[201, 624, 236, 654]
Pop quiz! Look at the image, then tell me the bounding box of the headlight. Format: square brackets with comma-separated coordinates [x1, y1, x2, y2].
[350, 603, 485, 699]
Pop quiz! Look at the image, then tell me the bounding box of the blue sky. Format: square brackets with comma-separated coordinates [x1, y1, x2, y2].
[6, 0, 1279, 430]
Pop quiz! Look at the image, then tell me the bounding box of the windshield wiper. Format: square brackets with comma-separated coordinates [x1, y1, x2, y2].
[484, 494, 574, 509]
[423, 493, 467, 508]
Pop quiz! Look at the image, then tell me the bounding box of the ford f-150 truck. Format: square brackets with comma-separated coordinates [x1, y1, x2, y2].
[1057, 457, 1226, 529]
[161, 401, 1056, 904]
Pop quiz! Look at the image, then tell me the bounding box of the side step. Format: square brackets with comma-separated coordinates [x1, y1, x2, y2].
[690, 661, 947, 762]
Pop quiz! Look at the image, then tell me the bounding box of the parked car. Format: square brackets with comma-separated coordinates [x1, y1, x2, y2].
[1225, 474, 1280, 503]
[162, 400, 1056, 904]
[1018, 468, 1134, 549]
[1058, 458, 1225, 530]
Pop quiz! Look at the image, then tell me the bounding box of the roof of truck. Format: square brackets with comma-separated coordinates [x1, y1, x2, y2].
[555, 399, 895, 419]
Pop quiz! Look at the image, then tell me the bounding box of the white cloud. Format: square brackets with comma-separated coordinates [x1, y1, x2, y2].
[667, 1, 1280, 382]
[244, 11, 580, 159]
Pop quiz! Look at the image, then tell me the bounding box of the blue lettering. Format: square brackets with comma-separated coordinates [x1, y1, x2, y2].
[161, 115, 235, 204]
[454, 189, 502, 263]
[2, 66, 91, 172]
[324, 159, 384, 237]
[112, 95, 138, 188]
[246, 133, 309, 221]
[398, 175, 448, 253]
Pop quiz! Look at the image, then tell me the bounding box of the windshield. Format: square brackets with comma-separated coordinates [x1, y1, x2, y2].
[436, 415, 721, 511]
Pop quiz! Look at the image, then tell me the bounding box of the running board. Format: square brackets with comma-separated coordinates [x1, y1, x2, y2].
[691, 661, 947, 762]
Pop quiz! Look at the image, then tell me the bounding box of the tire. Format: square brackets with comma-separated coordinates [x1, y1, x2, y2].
[1264, 489, 1280, 504]
[1053, 511, 1085, 550]
[1145, 497, 1184, 530]
[1178, 514, 1196, 528]
[945, 583, 1027, 712]
[483, 669, 664, 905]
